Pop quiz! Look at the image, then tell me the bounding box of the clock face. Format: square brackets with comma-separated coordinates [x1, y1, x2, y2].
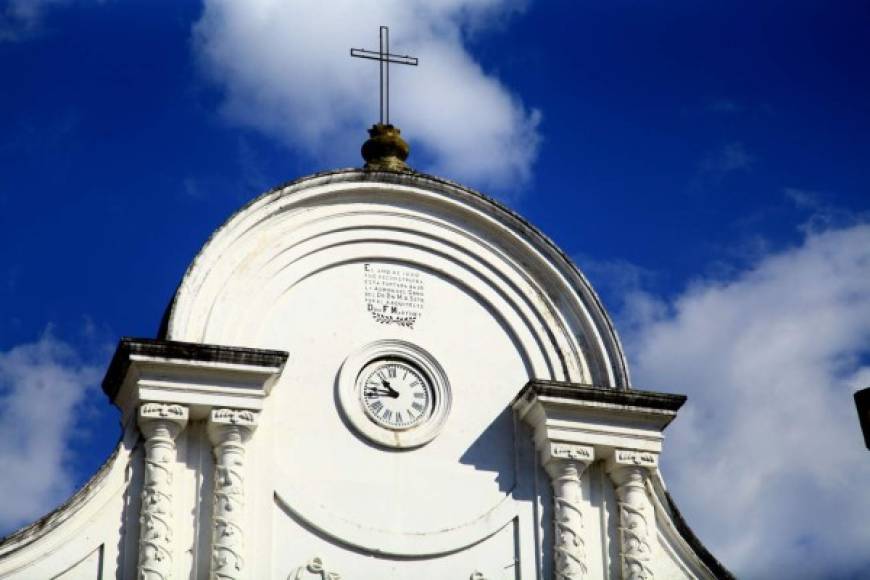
[359, 359, 433, 430]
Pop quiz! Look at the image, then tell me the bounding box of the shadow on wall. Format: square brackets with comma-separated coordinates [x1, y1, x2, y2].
[460, 404, 549, 506]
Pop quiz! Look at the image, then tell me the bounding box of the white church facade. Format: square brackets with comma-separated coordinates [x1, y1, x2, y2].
[0, 124, 732, 579]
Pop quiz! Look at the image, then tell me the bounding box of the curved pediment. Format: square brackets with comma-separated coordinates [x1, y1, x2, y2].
[165, 169, 629, 390]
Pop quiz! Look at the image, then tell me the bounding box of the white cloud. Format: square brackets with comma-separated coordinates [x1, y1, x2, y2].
[192, 0, 540, 192]
[620, 222, 870, 577]
[0, 332, 100, 533]
[0, 0, 66, 42]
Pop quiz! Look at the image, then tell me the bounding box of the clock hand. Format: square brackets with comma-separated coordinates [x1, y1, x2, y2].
[364, 387, 393, 398]
[380, 380, 400, 398]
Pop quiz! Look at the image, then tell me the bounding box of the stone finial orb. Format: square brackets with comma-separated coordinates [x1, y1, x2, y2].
[361, 123, 411, 171]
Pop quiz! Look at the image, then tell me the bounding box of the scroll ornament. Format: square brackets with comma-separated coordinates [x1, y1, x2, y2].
[288, 557, 341, 580]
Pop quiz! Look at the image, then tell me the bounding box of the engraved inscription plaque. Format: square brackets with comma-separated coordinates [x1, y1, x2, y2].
[363, 263, 425, 328]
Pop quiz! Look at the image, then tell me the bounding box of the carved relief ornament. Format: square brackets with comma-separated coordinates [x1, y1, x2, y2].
[614, 449, 658, 468]
[288, 557, 341, 580]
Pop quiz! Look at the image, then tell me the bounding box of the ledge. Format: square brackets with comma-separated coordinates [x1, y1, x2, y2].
[102, 337, 289, 402]
[513, 380, 687, 454]
[515, 380, 686, 413]
[103, 337, 288, 424]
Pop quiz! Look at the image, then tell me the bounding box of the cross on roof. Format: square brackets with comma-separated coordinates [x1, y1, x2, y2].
[350, 26, 419, 126]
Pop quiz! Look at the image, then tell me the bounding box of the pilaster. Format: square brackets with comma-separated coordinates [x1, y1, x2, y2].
[542, 442, 594, 579]
[207, 408, 258, 580]
[607, 450, 658, 580]
[137, 402, 189, 580]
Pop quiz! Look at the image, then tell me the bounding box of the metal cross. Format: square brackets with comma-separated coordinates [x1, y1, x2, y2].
[350, 26, 418, 125]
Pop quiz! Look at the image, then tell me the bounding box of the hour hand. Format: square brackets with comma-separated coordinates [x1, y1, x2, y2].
[380, 380, 400, 397]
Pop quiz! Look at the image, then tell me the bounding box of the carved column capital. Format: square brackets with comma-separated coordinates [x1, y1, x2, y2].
[207, 408, 258, 580]
[606, 449, 658, 580]
[138, 402, 189, 438]
[207, 408, 258, 445]
[137, 403, 189, 580]
[606, 448, 659, 473]
[541, 441, 594, 473]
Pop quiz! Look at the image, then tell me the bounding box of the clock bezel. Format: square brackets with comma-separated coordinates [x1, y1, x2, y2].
[337, 340, 452, 449]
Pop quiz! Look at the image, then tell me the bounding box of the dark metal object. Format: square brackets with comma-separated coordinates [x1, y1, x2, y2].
[855, 386, 870, 449]
[351, 26, 418, 125]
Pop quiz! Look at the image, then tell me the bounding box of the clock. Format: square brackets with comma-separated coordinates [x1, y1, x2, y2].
[338, 340, 452, 449]
[358, 359, 433, 430]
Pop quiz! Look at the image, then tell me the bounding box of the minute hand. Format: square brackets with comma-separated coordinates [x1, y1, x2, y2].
[364, 388, 394, 397]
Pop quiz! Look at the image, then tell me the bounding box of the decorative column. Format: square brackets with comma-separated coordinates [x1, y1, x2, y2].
[607, 450, 658, 580]
[542, 442, 594, 580]
[137, 402, 189, 580]
[207, 408, 258, 580]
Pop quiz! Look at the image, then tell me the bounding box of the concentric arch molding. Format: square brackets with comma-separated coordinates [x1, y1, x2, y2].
[273, 485, 519, 556]
[164, 169, 629, 389]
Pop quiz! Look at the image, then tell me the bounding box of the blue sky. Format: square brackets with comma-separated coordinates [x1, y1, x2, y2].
[1, 1, 869, 578]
